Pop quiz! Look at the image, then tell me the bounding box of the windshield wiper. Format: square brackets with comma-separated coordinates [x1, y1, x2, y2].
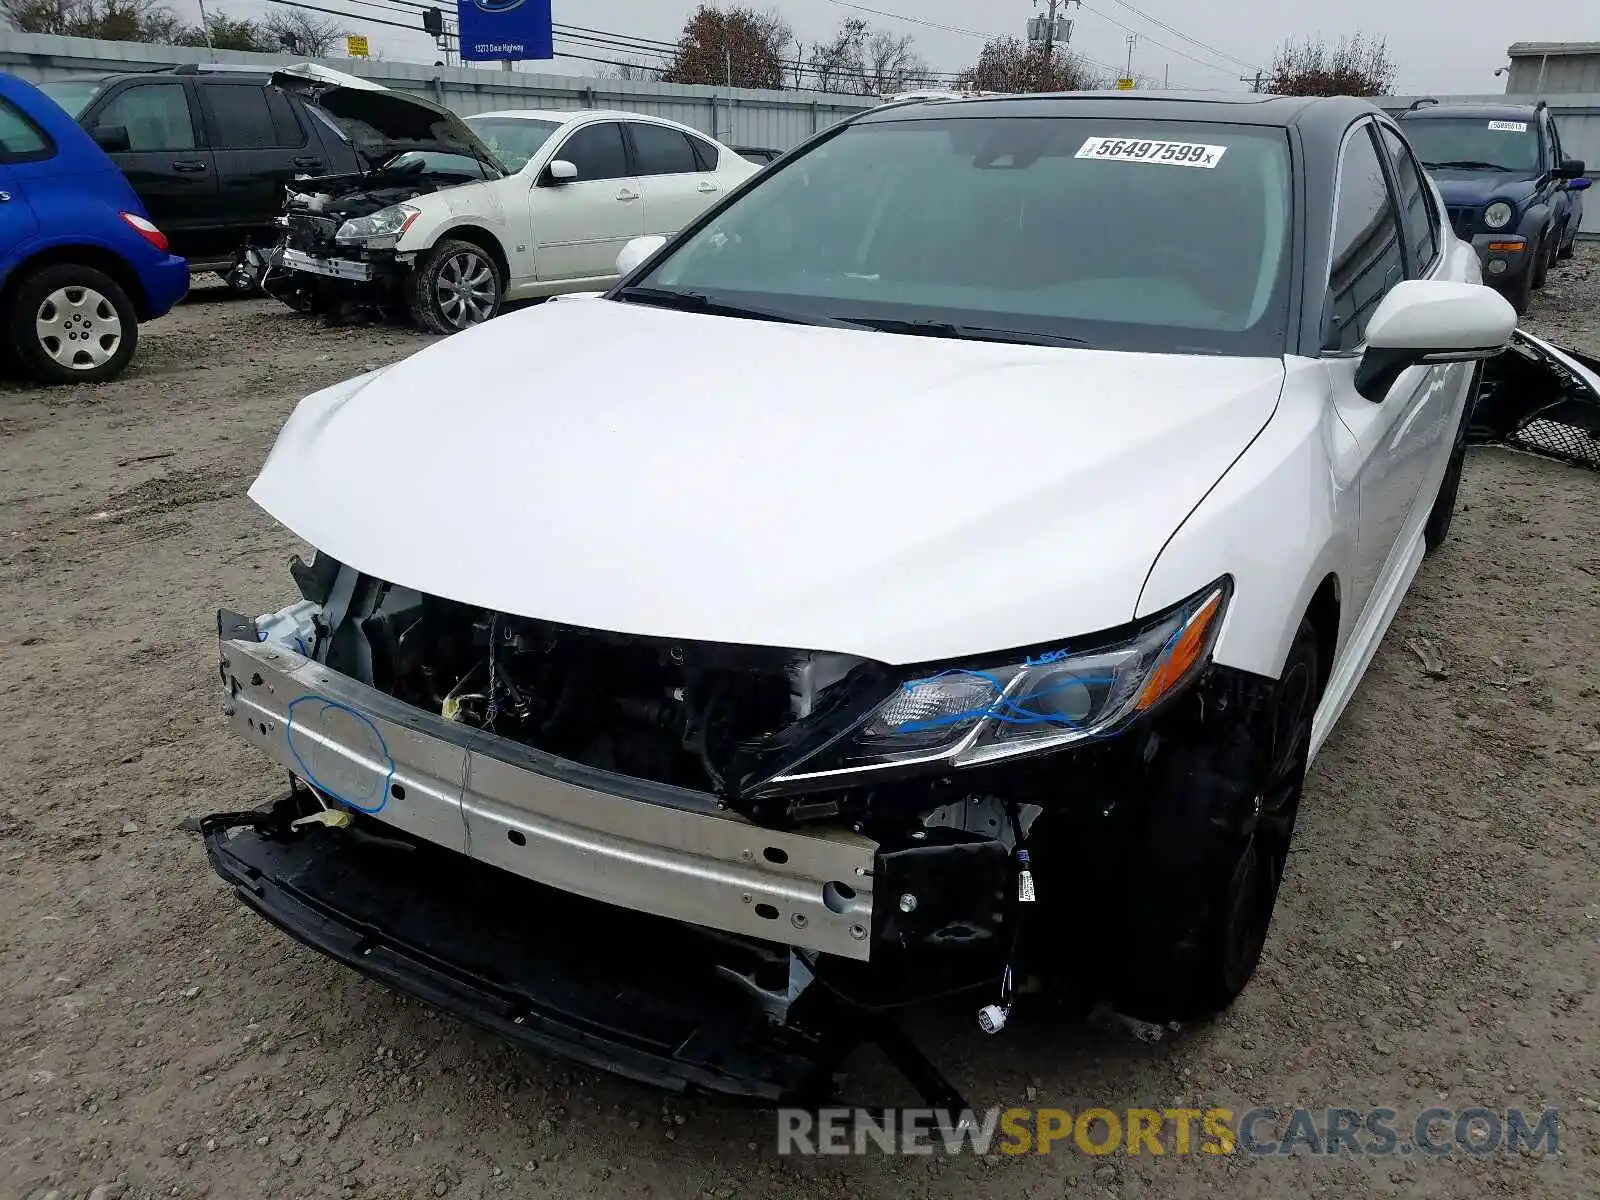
[841, 318, 1091, 348]
[1422, 159, 1512, 172]
[611, 286, 861, 329]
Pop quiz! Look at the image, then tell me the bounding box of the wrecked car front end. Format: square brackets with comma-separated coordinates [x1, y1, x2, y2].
[259, 70, 503, 317]
[205, 544, 1254, 1101]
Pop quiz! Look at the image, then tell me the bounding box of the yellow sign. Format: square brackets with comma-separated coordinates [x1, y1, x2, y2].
[346, 34, 370, 57]
[1114, 76, 1136, 90]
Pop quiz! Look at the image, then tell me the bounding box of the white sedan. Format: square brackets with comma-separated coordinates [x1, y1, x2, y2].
[276, 94, 756, 332]
[209, 92, 1574, 1100]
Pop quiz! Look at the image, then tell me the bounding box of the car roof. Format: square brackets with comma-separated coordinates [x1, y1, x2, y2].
[1398, 102, 1544, 120]
[855, 90, 1379, 129]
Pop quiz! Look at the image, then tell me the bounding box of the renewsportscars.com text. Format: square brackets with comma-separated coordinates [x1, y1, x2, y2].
[777, 1106, 1559, 1157]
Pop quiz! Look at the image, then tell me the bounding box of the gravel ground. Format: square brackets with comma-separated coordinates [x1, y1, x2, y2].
[2, 251, 1598, 1200]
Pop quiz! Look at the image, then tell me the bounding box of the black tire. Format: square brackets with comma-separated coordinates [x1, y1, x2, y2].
[407, 239, 503, 334]
[1101, 619, 1321, 1023]
[1557, 227, 1576, 261]
[1506, 261, 1534, 316]
[1530, 229, 1550, 289]
[8, 263, 138, 385]
[1423, 381, 1474, 553]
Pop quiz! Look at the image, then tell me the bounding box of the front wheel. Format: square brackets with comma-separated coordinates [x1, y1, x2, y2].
[8, 263, 139, 385]
[1531, 229, 1551, 290]
[1099, 619, 1321, 1022]
[408, 239, 503, 334]
[1424, 381, 1474, 553]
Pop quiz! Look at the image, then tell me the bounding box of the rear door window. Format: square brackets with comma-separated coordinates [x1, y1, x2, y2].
[628, 122, 698, 176]
[1379, 126, 1439, 275]
[203, 84, 292, 149]
[0, 96, 53, 162]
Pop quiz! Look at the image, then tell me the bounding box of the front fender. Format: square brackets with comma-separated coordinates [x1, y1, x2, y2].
[1514, 201, 1552, 242]
[1136, 357, 1352, 682]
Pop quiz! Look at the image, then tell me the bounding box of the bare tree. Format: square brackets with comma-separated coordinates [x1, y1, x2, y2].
[957, 36, 1101, 94]
[661, 4, 793, 90]
[600, 59, 663, 81]
[263, 8, 345, 55]
[801, 16, 929, 95]
[1265, 34, 1397, 97]
[1, 0, 182, 41]
[174, 10, 271, 50]
[803, 15, 864, 93]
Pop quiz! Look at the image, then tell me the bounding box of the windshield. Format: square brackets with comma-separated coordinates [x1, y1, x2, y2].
[626, 116, 1293, 356]
[465, 116, 560, 171]
[38, 79, 105, 119]
[1402, 117, 1540, 173]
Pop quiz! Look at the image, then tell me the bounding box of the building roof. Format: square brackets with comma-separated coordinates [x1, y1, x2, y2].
[1507, 42, 1600, 58]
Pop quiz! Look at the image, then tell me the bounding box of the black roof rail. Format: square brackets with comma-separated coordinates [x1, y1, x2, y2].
[1406, 97, 1439, 112]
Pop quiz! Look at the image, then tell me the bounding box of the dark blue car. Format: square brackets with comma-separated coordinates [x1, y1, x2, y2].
[1399, 99, 1589, 314]
[0, 72, 188, 383]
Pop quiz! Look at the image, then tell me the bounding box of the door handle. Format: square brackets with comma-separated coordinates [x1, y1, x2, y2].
[697, 181, 719, 193]
[616, 188, 640, 201]
[171, 160, 208, 172]
[294, 156, 323, 170]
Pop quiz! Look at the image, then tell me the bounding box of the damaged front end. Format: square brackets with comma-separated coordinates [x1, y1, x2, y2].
[258, 68, 503, 317]
[204, 554, 1252, 1102]
[1472, 330, 1600, 471]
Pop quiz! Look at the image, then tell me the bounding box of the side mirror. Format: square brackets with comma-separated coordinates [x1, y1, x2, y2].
[1570, 176, 1592, 192]
[1554, 157, 1586, 180]
[542, 159, 578, 185]
[92, 123, 130, 154]
[1354, 280, 1517, 402]
[615, 234, 667, 277]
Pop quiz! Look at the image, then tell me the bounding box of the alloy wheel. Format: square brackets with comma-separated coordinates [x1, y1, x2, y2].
[434, 250, 497, 328]
[1221, 645, 1315, 987]
[36, 285, 122, 370]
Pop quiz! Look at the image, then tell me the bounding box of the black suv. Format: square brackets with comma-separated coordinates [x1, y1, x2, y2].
[38, 65, 366, 273]
[1398, 99, 1589, 312]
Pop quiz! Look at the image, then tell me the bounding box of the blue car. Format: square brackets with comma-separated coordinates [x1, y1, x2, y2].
[0, 72, 188, 383]
[1399, 98, 1590, 314]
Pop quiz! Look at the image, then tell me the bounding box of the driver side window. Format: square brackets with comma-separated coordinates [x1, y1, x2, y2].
[1325, 123, 1405, 353]
[552, 122, 628, 182]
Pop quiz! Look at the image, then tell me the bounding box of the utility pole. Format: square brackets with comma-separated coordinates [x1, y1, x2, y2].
[1240, 69, 1263, 92]
[1032, 0, 1079, 89]
[1124, 33, 1138, 83]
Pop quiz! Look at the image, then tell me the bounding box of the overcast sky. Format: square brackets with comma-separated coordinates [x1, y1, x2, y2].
[211, 0, 1585, 95]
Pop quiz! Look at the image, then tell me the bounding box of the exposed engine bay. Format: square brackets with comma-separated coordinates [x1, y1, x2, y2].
[293, 557, 878, 810]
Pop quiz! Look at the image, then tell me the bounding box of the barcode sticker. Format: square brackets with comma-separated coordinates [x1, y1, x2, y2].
[1487, 120, 1528, 132]
[1075, 136, 1228, 168]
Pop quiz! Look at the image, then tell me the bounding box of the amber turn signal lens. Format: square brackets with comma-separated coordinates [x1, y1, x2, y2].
[1134, 589, 1225, 711]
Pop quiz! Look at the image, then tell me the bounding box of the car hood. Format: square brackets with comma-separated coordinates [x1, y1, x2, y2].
[1428, 170, 1538, 207]
[270, 63, 503, 175]
[249, 301, 1285, 664]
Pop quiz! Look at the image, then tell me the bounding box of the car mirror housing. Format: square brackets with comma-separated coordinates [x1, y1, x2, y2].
[1354, 280, 1517, 403]
[542, 159, 578, 185]
[92, 123, 130, 154]
[1555, 157, 1586, 180]
[615, 234, 668, 278]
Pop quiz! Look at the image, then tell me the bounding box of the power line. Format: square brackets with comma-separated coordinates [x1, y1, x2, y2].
[1098, 0, 1259, 71]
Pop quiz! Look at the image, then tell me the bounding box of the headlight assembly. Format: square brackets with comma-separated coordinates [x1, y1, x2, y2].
[764, 579, 1231, 792]
[1483, 201, 1514, 230]
[335, 204, 420, 247]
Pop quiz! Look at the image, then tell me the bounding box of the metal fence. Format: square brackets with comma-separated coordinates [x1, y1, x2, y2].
[1380, 94, 1600, 237]
[1, 34, 1594, 235]
[0, 29, 878, 149]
